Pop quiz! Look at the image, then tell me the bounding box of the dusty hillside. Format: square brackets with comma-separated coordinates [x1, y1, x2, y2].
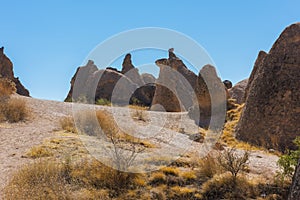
[0, 95, 280, 199]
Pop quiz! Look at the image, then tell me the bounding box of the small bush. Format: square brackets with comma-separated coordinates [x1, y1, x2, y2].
[70, 159, 140, 196]
[26, 145, 54, 158]
[161, 166, 180, 176]
[0, 98, 29, 122]
[197, 154, 221, 181]
[217, 148, 249, 181]
[277, 137, 300, 181]
[180, 171, 197, 183]
[60, 116, 77, 133]
[169, 186, 197, 200]
[201, 174, 256, 199]
[96, 98, 111, 106]
[4, 160, 71, 199]
[149, 172, 167, 186]
[0, 77, 16, 99]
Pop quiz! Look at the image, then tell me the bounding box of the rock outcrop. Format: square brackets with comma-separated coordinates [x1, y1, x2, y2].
[236, 23, 300, 152]
[65, 54, 155, 106]
[152, 49, 227, 129]
[152, 49, 198, 112]
[0, 47, 29, 96]
[288, 157, 300, 200]
[229, 79, 248, 104]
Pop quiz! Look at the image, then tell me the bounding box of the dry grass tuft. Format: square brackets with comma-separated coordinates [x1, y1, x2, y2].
[221, 104, 262, 150]
[201, 173, 257, 199]
[0, 77, 16, 98]
[0, 98, 29, 123]
[4, 160, 71, 199]
[161, 166, 180, 176]
[60, 116, 77, 133]
[26, 145, 54, 158]
[197, 154, 221, 181]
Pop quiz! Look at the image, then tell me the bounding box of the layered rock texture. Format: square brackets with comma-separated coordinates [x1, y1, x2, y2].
[236, 23, 300, 152]
[65, 54, 156, 106]
[0, 47, 29, 96]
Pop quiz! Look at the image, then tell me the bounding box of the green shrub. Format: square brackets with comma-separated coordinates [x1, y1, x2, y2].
[96, 98, 111, 106]
[277, 137, 300, 181]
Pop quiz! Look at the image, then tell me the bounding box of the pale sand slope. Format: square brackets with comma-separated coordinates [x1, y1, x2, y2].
[0, 95, 279, 198]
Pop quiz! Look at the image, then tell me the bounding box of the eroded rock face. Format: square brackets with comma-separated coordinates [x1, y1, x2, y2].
[0, 47, 29, 96]
[229, 79, 248, 104]
[65, 54, 155, 106]
[288, 158, 300, 200]
[152, 49, 227, 129]
[236, 23, 300, 152]
[152, 49, 198, 112]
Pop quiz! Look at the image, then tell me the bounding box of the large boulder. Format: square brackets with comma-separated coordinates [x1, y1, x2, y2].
[288, 157, 300, 200]
[236, 23, 300, 152]
[0, 47, 29, 96]
[229, 79, 248, 104]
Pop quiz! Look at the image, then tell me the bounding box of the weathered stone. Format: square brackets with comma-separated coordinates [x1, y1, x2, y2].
[152, 49, 198, 112]
[65, 54, 155, 106]
[0, 47, 29, 96]
[229, 79, 248, 104]
[288, 157, 300, 200]
[236, 23, 300, 152]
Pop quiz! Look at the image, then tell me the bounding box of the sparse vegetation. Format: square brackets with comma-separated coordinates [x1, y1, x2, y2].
[217, 148, 249, 181]
[131, 109, 148, 122]
[276, 136, 300, 182]
[60, 116, 77, 133]
[221, 104, 263, 150]
[0, 78, 29, 123]
[96, 98, 111, 106]
[201, 174, 256, 199]
[4, 160, 71, 199]
[26, 145, 54, 158]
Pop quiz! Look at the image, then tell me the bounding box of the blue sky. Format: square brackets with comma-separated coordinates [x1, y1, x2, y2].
[1, 1, 299, 101]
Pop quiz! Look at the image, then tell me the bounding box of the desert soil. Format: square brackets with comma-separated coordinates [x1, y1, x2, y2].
[0, 95, 279, 198]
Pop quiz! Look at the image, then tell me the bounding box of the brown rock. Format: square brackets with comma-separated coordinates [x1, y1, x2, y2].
[236, 23, 300, 152]
[152, 49, 226, 129]
[229, 79, 248, 104]
[0, 47, 29, 96]
[288, 157, 300, 200]
[152, 48, 198, 112]
[65, 54, 155, 106]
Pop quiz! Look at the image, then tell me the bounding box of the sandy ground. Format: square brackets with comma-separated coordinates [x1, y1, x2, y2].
[0, 95, 279, 199]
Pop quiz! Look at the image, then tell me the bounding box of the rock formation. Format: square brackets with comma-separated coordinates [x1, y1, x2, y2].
[236, 23, 300, 152]
[152, 49, 227, 129]
[152, 49, 199, 112]
[0, 47, 29, 96]
[229, 79, 248, 104]
[65, 54, 155, 106]
[288, 157, 300, 200]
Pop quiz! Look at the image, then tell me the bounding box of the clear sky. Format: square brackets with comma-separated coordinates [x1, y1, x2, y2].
[1, 0, 299, 101]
